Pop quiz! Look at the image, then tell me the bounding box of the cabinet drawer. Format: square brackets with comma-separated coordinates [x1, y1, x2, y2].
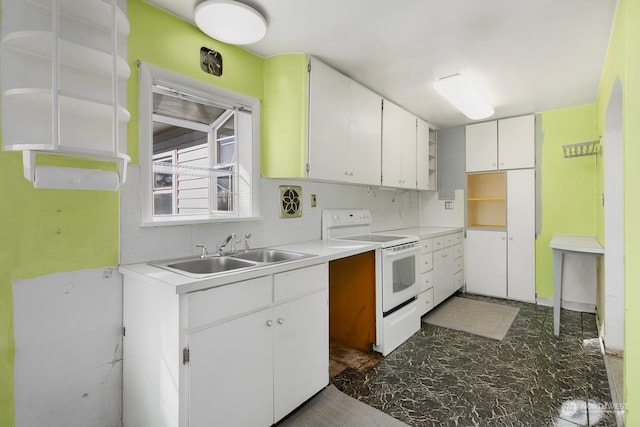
[274, 263, 328, 303]
[454, 270, 464, 290]
[454, 244, 463, 259]
[188, 275, 272, 329]
[421, 270, 434, 292]
[421, 252, 433, 273]
[454, 232, 464, 245]
[454, 258, 464, 273]
[432, 237, 444, 251]
[444, 234, 456, 247]
[417, 288, 434, 316]
[420, 238, 433, 253]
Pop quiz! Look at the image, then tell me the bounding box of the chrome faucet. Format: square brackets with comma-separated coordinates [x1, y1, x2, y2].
[217, 233, 236, 254]
[232, 233, 252, 252]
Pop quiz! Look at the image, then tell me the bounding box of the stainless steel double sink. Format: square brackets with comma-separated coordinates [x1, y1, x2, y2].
[151, 248, 314, 277]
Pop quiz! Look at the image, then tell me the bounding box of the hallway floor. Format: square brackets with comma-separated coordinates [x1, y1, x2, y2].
[331, 294, 617, 426]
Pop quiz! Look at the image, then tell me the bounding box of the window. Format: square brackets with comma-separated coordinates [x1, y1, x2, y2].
[139, 62, 260, 225]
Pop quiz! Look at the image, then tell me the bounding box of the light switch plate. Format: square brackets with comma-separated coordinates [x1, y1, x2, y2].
[311, 194, 317, 207]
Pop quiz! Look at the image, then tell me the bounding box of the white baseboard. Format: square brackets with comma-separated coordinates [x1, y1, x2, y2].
[536, 297, 596, 313]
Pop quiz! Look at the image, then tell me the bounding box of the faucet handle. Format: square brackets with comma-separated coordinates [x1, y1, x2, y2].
[244, 233, 252, 249]
[196, 244, 208, 259]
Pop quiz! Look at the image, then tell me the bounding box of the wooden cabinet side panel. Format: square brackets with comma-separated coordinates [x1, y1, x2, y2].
[329, 251, 376, 352]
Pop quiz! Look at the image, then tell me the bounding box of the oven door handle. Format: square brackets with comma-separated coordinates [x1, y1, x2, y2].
[383, 245, 420, 258]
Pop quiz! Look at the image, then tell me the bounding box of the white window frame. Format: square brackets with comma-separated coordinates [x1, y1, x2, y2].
[138, 62, 261, 226]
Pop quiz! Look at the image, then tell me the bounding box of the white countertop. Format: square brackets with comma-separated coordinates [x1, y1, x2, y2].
[119, 239, 378, 294]
[378, 226, 464, 240]
[549, 234, 604, 254]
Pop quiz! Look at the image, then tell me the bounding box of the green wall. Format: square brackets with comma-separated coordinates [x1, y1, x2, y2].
[535, 104, 598, 298]
[127, 0, 263, 165]
[262, 54, 308, 178]
[0, 1, 267, 425]
[595, 0, 640, 420]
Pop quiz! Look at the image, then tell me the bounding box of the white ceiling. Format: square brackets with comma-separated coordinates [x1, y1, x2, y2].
[144, 0, 617, 129]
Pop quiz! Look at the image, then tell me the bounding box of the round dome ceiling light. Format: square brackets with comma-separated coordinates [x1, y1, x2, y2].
[194, 0, 267, 45]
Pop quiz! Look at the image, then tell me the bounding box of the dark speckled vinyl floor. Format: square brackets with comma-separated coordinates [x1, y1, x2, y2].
[331, 293, 617, 426]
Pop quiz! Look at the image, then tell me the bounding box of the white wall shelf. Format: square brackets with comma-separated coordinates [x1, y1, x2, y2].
[1, 0, 130, 189]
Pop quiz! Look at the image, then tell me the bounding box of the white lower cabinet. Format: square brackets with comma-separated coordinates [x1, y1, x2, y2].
[433, 246, 454, 305]
[464, 169, 535, 302]
[189, 306, 274, 427]
[273, 273, 328, 422]
[419, 231, 464, 312]
[123, 263, 329, 427]
[465, 230, 508, 298]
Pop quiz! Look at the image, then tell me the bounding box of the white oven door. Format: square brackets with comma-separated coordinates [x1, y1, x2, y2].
[382, 243, 421, 313]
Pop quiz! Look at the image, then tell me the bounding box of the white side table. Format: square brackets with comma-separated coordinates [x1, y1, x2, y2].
[550, 235, 604, 336]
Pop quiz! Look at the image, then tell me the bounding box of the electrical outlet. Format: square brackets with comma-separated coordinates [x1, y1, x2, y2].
[311, 194, 317, 207]
[444, 201, 454, 210]
[103, 267, 114, 279]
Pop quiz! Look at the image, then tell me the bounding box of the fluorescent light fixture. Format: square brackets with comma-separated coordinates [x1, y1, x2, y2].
[433, 74, 494, 120]
[195, 0, 267, 45]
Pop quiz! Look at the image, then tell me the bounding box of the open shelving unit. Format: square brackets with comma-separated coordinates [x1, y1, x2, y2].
[427, 127, 437, 190]
[1, 0, 130, 189]
[466, 171, 506, 229]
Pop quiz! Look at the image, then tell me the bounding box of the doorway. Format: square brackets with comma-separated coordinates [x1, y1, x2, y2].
[603, 77, 624, 352]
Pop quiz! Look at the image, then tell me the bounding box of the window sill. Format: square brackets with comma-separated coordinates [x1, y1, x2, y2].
[140, 215, 264, 228]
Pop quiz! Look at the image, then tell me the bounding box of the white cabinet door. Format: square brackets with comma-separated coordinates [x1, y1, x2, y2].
[465, 230, 507, 298]
[381, 100, 404, 187]
[382, 100, 417, 188]
[433, 247, 454, 305]
[308, 57, 350, 182]
[465, 121, 497, 172]
[400, 111, 417, 189]
[349, 81, 382, 185]
[273, 289, 328, 422]
[498, 115, 535, 170]
[189, 308, 274, 427]
[308, 58, 381, 186]
[416, 118, 430, 190]
[506, 169, 536, 302]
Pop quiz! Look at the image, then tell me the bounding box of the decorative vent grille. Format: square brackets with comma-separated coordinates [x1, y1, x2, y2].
[279, 185, 302, 218]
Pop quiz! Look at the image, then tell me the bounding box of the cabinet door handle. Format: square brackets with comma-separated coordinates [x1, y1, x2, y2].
[266, 320, 273, 327]
[501, 236, 506, 240]
[277, 318, 285, 325]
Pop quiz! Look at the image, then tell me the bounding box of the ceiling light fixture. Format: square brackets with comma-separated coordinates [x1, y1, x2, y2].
[433, 74, 494, 120]
[194, 0, 267, 45]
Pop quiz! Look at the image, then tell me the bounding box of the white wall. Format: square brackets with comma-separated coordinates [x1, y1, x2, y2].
[12, 268, 122, 427]
[420, 189, 465, 227]
[121, 166, 422, 265]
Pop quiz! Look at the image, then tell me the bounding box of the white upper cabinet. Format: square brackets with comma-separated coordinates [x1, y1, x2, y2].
[498, 115, 535, 170]
[308, 57, 381, 186]
[349, 80, 383, 185]
[465, 121, 498, 172]
[382, 100, 417, 189]
[465, 115, 534, 172]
